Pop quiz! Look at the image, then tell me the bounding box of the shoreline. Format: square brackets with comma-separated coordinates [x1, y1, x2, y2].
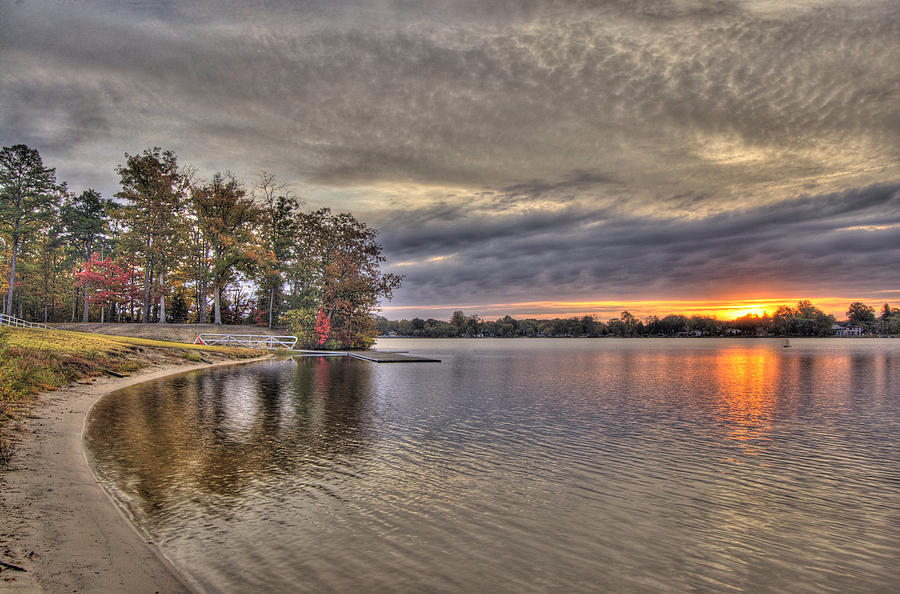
[0, 356, 270, 592]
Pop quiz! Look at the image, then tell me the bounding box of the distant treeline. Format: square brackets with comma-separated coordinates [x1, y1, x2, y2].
[377, 301, 900, 338]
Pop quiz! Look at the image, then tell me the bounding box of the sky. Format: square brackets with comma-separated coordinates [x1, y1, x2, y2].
[1, 0, 898, 320]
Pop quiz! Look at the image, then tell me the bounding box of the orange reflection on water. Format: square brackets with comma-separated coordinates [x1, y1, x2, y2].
[714, 347, 779, 457]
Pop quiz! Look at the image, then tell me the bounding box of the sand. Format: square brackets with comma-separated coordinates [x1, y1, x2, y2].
[0, 356, 270, 592]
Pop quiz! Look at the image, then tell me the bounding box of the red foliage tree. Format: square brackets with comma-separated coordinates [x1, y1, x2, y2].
[73, 254, 130, 322]
[314, 309, 331, 346]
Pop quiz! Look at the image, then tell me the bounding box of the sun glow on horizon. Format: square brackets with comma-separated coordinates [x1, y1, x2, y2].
[722, 307, 771, 319]
[379, 296, 897, 321]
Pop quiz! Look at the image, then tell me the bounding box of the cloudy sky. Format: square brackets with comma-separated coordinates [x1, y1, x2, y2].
[2, 0, 898, 319]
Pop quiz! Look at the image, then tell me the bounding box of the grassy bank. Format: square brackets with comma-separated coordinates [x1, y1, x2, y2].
[0, 326, 259, 466]
[56, 322, 286, 344]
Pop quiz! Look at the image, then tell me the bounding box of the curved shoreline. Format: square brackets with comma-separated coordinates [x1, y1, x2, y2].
[0, 356, 270, 592]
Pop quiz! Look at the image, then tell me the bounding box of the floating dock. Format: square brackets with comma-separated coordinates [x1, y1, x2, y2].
[293, 349, 440, 363]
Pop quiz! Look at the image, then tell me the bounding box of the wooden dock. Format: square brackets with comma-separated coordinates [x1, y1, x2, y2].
[293, 349, 440, 363]
[350, 351, 440, 363]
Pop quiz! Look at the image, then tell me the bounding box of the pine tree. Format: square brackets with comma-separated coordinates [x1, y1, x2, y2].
[0, 144, 61, 316]
[114, 148, 189, 323]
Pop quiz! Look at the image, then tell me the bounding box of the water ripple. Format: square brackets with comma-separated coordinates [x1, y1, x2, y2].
[86, 339, 900, 592]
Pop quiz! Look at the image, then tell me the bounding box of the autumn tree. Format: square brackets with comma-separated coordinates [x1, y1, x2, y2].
[62, 189, 111, 321]
[0, 144, 61, 316]
[73, 254, 129, 323]
[181, 202, 212, 323]
[191, 172, 264, 325]
[255, 172, 301, 329]
[115, 148, 189, 323]
[311, 209, 402, 348]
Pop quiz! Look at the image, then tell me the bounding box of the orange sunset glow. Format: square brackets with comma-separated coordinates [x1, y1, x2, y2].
[380, 296, 896, 322]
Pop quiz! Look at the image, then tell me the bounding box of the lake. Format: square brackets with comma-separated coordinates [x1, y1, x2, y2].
[85, 338, 900, 592]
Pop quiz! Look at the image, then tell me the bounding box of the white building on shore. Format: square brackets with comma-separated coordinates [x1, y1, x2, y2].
[832, 323, 863, 336]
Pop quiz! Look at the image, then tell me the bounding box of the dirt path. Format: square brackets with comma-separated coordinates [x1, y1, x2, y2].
[0, 356, 269, 592]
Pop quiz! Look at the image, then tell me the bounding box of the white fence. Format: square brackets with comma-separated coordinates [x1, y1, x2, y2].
[194, 334, 298, 349]
[0, 314, 53, 330]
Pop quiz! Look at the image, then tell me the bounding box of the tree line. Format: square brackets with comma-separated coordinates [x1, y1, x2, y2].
[377, 301, 900, 338]
[0, 144, 401, 349]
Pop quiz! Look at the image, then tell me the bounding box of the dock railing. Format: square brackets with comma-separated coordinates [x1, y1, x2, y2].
[0, 314, 53, 330]
[194, 334, 298, 350]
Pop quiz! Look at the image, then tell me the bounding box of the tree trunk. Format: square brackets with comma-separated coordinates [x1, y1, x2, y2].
[268, 284, 275, 330]
[43, 270, 49, 321]
[129, 269, 135, 321]
[143, 260, 151, 323]
[6, 236, 18, 316]
[199, 278, 207, 324]
[214, 284, 222, 325]
[82, 288, 90, 322]
[158, 271, 166, 324]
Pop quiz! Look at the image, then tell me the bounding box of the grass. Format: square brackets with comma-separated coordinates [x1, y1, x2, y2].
[0, 326, 259, 466]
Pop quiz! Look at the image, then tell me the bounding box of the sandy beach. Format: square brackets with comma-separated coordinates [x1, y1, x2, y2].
[0, 356, 269, 592]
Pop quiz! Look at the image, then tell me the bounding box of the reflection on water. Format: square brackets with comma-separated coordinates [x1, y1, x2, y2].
[86, 339, 900, 593]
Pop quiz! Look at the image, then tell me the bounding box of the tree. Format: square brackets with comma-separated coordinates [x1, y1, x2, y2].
[495, 315, 518, 337]
[0, 144, 61, 315]
[62, 189, 111, 321]
[773, 300, 835, 336]
[115, 148, 189, 323]
[184, 206, 213, 323]
[283, 306, 317, 348]
[877, 303, 900, 335]
[465, 314, 482, 337]
[255, 172, 300, 329]
[73, 254, 129, 323]
[192, 172, 263, 325]
[315, 210, 403, 348]
[169, 289, 190, 322]
[283, 209, 402, 348]
[847, 301, 875, 332]
[32, 220, 68, 322]
[608, 311, 641, 336]
[313, 309, 331, 346]
[61, 189, 109, 258]
[450, 310, 467, 336]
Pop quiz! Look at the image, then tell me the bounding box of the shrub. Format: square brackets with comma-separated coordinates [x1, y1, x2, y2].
[283, 307, 317, 349]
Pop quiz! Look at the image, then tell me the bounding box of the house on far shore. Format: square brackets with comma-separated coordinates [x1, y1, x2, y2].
[832, 323, 864, 336]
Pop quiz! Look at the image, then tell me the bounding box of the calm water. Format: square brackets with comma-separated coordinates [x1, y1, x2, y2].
[85, 339, 900, 592]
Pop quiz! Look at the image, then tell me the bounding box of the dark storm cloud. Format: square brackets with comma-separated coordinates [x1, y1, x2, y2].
[1, 0, 897, 312]
[382, 183, 900, 306]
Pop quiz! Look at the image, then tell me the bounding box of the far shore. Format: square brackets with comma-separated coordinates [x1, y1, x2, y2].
[376, 334, 894, 338]
[0, 355, 269, 592]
